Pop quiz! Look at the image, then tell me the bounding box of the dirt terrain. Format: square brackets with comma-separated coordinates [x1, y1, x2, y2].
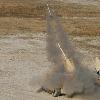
[0, 26, 100, 100]
[0, 0, 100, 100]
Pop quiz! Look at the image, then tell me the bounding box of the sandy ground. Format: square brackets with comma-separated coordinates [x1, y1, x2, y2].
[0, 0, 100, 100]
[0, 32, 100, 100]
[0, 33, 49, 100]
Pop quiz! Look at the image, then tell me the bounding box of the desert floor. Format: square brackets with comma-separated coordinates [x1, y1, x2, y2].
[0, 0, 100, 100]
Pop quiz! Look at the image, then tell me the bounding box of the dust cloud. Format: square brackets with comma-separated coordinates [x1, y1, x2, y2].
[30, 9, 100, 98]
[41, 11, 98, 97]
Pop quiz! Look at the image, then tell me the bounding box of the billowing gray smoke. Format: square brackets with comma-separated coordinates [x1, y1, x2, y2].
[29, 5, 99, 98]
[43, 11, 97, 96]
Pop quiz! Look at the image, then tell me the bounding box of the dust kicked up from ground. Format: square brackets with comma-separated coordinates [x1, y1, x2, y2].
[34, 9, 100, 98]
[0, 0, 100, 100]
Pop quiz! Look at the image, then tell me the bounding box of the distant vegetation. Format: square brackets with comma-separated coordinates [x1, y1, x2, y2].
[0, 1, 99, 35]
[0, 2, 100, 18]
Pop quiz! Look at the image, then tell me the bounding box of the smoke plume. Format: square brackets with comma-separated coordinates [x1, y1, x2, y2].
[43, 11, 97, 96]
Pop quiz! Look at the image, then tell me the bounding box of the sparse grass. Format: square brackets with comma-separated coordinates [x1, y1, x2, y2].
[0, 2, 99, 18]
[52, 3, 100, 17]
[61, 17, 100, 36]
[0, 1, 99, 36]
[0, 17, 46, 35]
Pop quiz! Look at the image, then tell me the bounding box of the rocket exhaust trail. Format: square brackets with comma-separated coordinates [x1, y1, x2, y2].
[58, 43, 67, 60]
[47, 3, 52, 16]
[42, 3, 97, 97]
